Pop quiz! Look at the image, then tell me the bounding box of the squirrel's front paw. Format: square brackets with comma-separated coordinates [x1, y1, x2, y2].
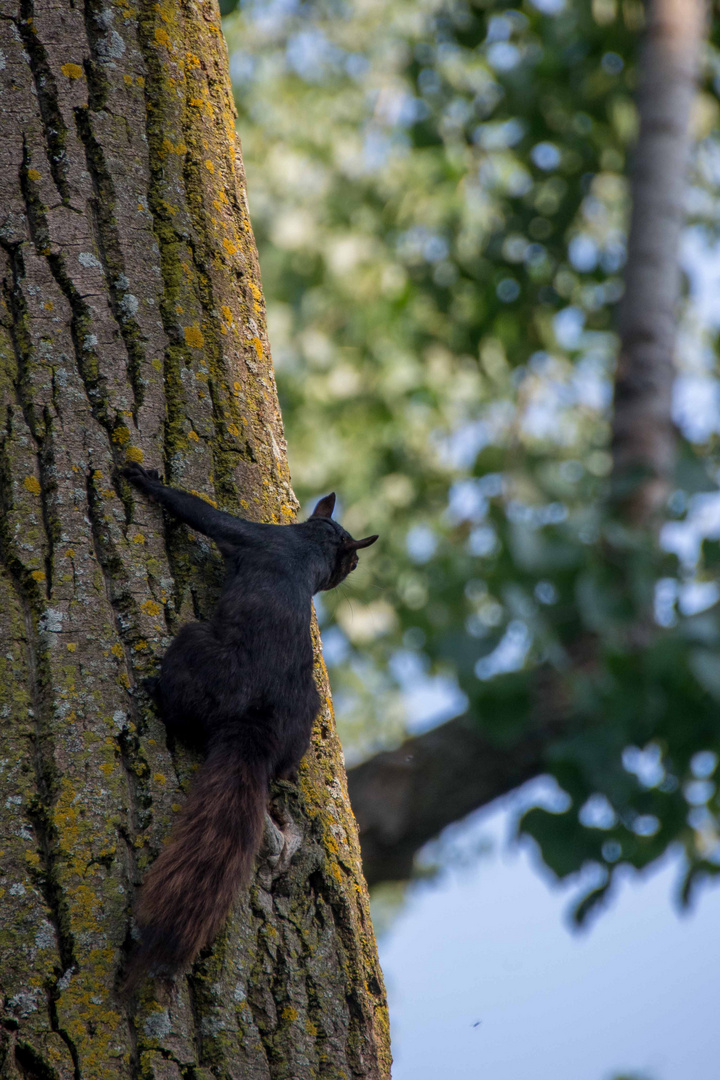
[122, 463, 162, 487]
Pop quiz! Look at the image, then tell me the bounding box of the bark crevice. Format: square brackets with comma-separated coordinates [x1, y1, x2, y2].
[15, 0, 72, 205]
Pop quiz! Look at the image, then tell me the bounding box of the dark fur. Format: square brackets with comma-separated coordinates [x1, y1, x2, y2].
[121, 465, 377, 990]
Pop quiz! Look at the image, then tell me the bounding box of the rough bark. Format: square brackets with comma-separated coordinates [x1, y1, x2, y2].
[611, 0, 707, 524]
[0, 2, 390, 1078]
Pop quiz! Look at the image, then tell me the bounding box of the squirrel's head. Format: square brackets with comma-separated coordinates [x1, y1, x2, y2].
[307, 493, 378, 591]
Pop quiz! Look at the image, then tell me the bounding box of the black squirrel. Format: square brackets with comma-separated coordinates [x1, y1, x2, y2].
[121, 463, 377, 990]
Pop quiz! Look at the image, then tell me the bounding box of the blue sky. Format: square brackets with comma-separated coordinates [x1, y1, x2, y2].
[379, 791, 719, 1080]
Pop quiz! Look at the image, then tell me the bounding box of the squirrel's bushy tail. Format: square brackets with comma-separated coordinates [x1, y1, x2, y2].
[123, 740, 267, 992]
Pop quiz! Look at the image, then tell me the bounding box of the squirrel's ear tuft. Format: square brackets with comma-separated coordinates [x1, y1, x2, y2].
[311, 493, 336, 519]
[346, 534, 378, 550]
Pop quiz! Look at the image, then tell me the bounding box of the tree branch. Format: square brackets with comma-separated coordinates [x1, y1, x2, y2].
[347, 714, 557, 886]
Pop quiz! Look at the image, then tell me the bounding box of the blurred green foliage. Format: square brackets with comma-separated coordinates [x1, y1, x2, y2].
[223, 0, 720, 917]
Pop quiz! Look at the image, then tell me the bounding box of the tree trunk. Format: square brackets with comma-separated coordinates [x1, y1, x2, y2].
[0, 2, 390, 1078]
[611, 0, 707, 524]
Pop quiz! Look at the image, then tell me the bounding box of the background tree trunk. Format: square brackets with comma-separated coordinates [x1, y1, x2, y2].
[0, 2, 390, 1078]
[610, 0, 707, 524]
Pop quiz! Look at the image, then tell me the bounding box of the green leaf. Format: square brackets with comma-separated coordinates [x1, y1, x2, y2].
[519, 807, 591, 879]
[688, 649, 720, 701]
[572, 872, 613, 926]
[675, 445, 717, 494]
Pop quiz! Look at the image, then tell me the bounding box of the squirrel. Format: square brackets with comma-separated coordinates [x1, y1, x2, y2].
[121, 463, 377, 990]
